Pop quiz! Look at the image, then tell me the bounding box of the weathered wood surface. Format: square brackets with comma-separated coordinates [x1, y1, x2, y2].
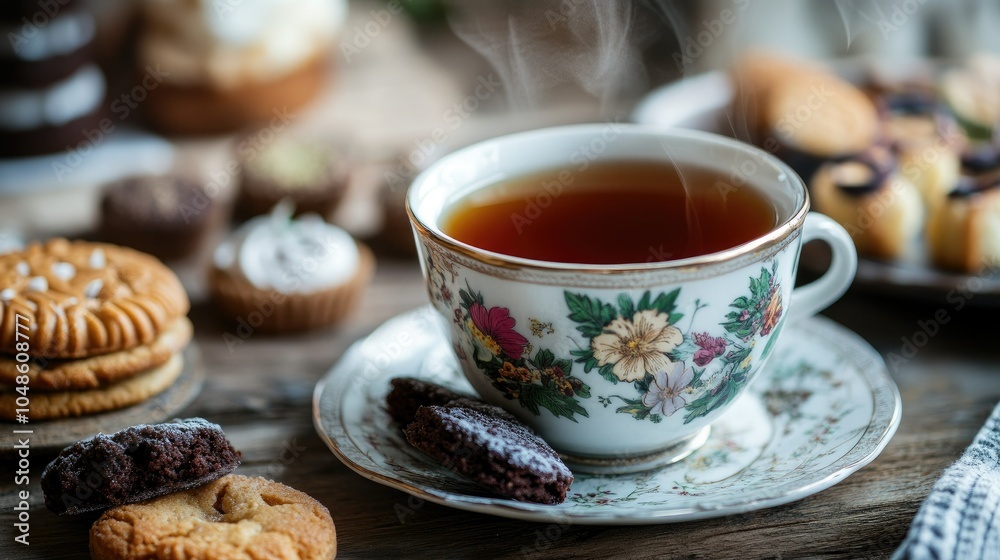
[2, 257, 998, 560]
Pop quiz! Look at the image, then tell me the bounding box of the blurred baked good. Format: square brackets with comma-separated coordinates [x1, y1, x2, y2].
[236, 137, 349, 221]
[89, 475, 336, 560]
[729, 52, 879, 182]
[41, 418, 240, 515]
[729, 51, 824, 145]
[137, 0, 346, 135]
[100, 175, 223, 261]
[927, 175, 1000, 274]
[0, 0, 107, 157]
[210, 201, 373, 332]
[941, 54, 1000, 141]
[812, 147, 923, 260]
[767, 72, 880, 181]
[878, 91, 964, 209]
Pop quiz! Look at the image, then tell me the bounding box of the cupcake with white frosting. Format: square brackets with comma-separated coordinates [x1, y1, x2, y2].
[210, 201, 373, 332]
[137, 0, 346, 135]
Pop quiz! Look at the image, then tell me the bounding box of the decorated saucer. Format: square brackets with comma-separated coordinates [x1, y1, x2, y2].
[313, 306, 901, 525]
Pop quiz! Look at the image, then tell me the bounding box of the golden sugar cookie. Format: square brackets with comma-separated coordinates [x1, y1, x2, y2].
[0, 317, 192, 391]
[0, 239, 189, 358]
[90, 475, 336, 560]
[0, 354, 183, 420]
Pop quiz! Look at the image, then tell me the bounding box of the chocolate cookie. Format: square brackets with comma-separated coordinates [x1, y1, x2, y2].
[89, 475, 336, 560]
[404, 405, 573, 504]
[41, 418, 241, 515]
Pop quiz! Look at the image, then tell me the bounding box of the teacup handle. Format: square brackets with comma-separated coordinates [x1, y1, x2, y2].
[789, 212, 858, 322]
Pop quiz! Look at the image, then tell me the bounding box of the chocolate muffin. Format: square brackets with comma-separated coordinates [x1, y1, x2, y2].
[236, 137, 349, 221]
[100, 175, 220, 261]
[404, 405, 573, 504]
[41, 418, 241, 515]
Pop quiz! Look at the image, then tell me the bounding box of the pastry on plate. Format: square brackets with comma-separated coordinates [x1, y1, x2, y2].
[210, 201, 373, 332]
[89, 475, 336, 560]
[0, 239, 191, 419]
[100, 175, 222, 261]
[878, 90, 965, 208]
[811, 147, 924, 260]
[765, 70, 880, 181]
[235, 137, 350, 221]
[728, 51, 825, 145]
[137, 0, 346, 135]
[927, 176, 1000, 273]
[941, 53, 1000, 141]
[41, 418, 241, 515]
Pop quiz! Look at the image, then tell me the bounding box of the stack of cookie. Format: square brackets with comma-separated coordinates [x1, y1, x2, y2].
[0, 239, 190, 420]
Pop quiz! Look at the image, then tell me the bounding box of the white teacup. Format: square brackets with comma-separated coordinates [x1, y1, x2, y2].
[407, 124, 856, 473]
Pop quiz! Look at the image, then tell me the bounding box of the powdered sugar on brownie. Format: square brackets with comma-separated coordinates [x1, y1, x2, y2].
[404, 404, 573, 504]
[438, 407, 569, 477]
[41, 418, 241, 515]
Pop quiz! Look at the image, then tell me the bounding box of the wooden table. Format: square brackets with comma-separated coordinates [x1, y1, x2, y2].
[2, 255, 998, 559]
[3, 9, 999, 557]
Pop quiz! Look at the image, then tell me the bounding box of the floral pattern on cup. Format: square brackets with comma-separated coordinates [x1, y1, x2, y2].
[571, 261, 784, 424]
[456, 284, 594, 421]
[442, 260, 786, 426]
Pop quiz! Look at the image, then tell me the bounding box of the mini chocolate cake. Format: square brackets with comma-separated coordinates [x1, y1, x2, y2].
[404, 405, 573, 504]
[385, 377, 473, 426]
[100, 175, 220, 261]
[236, 137, 349, 220]
[0, 0, 107, 157]
[41, 418, 241, 515]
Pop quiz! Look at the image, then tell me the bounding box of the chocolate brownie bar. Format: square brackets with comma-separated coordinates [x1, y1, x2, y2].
[41, 418, 241, 515]
[385, 377, 473, 426]
[404, 405, 573, 504]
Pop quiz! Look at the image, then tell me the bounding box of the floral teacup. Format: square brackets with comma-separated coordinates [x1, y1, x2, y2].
[407, 124, 856, 473]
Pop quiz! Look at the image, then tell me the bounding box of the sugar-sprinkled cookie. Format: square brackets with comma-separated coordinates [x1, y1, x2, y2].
[0, 239, 189, 358]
